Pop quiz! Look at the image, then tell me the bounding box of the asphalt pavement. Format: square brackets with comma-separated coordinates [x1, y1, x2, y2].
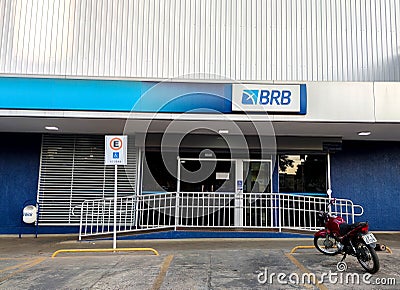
[0, 233, 399, 289]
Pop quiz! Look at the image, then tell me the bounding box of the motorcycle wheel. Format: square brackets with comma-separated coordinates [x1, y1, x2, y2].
[314, 235, 340, 256]
[356, 242, 380, 274]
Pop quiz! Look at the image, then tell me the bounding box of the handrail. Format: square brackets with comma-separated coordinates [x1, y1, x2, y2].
[78, 192, 364, 238]
[353, 204, 364, 216]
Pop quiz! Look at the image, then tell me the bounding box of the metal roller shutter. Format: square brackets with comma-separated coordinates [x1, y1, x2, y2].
[37, 134, 137, 225]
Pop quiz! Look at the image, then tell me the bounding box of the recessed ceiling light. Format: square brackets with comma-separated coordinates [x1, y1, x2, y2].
[45, 126, 59, 131]
[357, 131, 371, 136]
[218, 129, 229, 134]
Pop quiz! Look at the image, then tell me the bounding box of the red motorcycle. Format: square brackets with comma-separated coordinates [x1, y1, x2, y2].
[314, 200, 380, 274]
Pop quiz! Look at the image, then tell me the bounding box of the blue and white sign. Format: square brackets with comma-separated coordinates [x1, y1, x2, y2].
[237, 180, 243, 191]
[232, 84, 307, 114]
[105, 135, 128, 165]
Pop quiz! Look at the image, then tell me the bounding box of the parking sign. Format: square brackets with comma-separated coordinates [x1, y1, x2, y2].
[105, 135, 127, 165]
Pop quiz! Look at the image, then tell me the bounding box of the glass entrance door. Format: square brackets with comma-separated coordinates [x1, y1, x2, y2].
[243, 160, 273, 194]
[177, 158, 273, 228]
[240, 160, 273, 227]
[178, 158, 235, 193]
[177, 158, 236, 227]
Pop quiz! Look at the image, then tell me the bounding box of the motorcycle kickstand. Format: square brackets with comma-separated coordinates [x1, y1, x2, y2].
[340, 253, 347, 262]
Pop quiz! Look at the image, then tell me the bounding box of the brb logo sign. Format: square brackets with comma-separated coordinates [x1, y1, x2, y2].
[232, 84, 306, 114]
[242, 90, 292, 106]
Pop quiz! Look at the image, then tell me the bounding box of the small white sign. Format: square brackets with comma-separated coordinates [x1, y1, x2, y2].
[23, 205, 37, 224]
[105, 135, 128, 165]
[216, 172, 230, 180]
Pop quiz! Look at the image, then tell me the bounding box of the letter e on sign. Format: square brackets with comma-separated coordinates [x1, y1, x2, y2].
[110, 137, 123, 150]
[105, 135, 128, 165]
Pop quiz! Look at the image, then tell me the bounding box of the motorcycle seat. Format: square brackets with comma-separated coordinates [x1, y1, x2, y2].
[339, 222, 367, 236]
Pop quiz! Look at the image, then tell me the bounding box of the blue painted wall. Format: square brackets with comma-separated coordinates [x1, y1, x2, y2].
[1, 135, 398, 234]
[331, 141, 400, 231]
[0, 133, 41, 234]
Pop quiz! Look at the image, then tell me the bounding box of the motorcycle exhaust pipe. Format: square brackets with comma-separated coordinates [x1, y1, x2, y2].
[375, 244, 386, 251]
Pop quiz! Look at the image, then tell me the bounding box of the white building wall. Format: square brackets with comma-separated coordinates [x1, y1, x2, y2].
[0, 0, 399, 81]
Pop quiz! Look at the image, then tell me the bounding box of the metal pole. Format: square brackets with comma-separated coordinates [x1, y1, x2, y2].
[175, 157, 181, 229]
[134, 148, 142, 229]
[177, 157, 181, 193]
[327, 152, 332, 199]
[113, 164, 117, 249]
[235, 160, 243, 227]
[79, 204, 84, 241]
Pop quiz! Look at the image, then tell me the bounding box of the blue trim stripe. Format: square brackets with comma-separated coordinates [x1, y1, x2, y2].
[0, 77, 231, 113]
[0, 77, 143, 111]
[299, 84, 307, 115]
[116, 231, 313, 240]
[0, 77, 306, 115]
[286, 192, 328, 197]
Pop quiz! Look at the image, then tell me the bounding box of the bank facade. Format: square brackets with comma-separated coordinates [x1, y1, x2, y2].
[0, 0, 399, 235]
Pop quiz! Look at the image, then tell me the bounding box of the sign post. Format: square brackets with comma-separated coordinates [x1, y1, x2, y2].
[105, 135, 127, 249]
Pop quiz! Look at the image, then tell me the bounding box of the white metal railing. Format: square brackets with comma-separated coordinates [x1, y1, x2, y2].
[78, 196, 136, 239]
[79, 192, 364, 239]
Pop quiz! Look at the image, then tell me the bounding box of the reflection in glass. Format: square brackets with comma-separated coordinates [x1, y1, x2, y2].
[243, 161, 272, 193]
[180, 160, 235, 192]
[279, 154, 327, 194]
